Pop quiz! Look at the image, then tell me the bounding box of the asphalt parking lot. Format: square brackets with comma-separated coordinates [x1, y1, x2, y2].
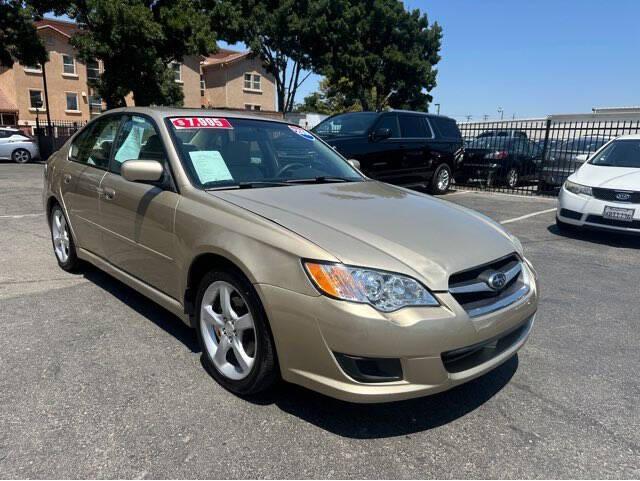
[1, 163, 639, 479]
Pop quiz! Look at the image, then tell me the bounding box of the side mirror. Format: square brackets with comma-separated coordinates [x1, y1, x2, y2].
[574, 153, 589, 162]
[348, 159, 361, 170]
[121, 159, 164, 183]
[372, 127, 392, 141]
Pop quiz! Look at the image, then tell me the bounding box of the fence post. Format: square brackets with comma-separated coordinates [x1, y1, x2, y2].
[537, 117, 552, 195]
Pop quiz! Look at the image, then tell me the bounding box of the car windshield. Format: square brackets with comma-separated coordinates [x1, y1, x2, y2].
[168, 117, 364, 189]
[590, 139, 640, 168]
[312, 112, 378, 137]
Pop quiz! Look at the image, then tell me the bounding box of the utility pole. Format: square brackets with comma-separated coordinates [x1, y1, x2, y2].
[483, 114, 489, 121]
[41, 62, 52, 138]
[497, 107, 504, 120]
[465, 115, 472, 122]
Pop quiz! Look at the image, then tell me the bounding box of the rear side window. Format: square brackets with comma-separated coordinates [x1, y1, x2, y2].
[431, 117, 462, 140]
[399, 115, 430, 138]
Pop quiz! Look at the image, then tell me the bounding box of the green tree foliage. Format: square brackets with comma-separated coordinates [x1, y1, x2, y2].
[213, 0, 352, 113]
[0, 0, 69, 67]
[69, 0, 217, 108]
[322, 0, 442, 112]
[297, 78, 361, 114]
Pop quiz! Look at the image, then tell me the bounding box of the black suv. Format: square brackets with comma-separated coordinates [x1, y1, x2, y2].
[312, 110, 463, 194]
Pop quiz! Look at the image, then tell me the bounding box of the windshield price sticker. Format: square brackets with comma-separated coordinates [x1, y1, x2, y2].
[288, 125, 315, 141]
[171, 117, 233, 129]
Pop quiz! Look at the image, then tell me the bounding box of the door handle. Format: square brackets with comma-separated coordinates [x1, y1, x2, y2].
[99, 187, 116, 200]
[63, 174, 72, 184]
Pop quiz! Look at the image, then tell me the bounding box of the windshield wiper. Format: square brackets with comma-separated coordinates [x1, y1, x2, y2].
[205, 181, 291, 191]
[284, 176, 357, 184]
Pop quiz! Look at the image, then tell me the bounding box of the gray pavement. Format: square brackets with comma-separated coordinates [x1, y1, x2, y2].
[1, 163, 639, 479]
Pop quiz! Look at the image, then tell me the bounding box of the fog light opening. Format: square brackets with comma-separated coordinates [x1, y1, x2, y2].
[333, 352, 403, 383]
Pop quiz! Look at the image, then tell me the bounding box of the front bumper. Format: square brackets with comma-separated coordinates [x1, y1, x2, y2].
[558, 186, 640, 233]
[255, 263, 538, 403]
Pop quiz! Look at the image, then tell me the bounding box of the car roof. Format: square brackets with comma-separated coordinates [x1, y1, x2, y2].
[103, 106, 291, 125]
[615, 134, 640, 140]
[324, 109, 456, 122]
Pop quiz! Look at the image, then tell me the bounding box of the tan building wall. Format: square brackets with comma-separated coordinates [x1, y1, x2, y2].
[202, 56, 276, 111]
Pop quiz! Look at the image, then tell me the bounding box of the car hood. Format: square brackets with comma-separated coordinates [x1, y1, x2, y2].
[211, 181, 518, 291]
[572, 163, 640, 189]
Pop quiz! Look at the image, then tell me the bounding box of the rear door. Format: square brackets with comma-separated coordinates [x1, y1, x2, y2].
[396, 114, 433, 184]
[98, 114, 181, 298]
[60, 115, 122, 256]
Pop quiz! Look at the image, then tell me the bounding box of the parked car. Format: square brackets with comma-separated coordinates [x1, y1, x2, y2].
[539, 136, 610, 190]
[557, 135, 640, 234]
[312, 110, 463, 194]
[0, 127, 39, 163]
[457, 136, 541, 188]
[44, 107, 538, 403]
[474, 129, 528, 141]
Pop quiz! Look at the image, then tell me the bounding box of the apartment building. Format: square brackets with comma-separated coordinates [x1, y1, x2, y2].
[0, 18, 277, 127]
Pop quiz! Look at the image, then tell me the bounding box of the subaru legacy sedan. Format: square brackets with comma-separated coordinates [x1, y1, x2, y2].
[44, 107, 538, 403]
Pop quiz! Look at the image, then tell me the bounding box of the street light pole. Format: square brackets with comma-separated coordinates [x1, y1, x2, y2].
[497, 107, 504, 121]
[435, 103, 441, 115]
[41, 62, 52, 138]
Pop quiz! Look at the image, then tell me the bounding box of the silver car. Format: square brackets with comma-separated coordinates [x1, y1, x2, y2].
[0, 127, 39, 163]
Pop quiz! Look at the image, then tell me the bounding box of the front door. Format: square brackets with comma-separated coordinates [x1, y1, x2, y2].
[98, 114, 180, 299]
[59, 115, 122, 256]
[361, 113, 403, 180]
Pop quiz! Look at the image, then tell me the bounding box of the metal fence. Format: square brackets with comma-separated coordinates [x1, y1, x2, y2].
[32, 119, 87, 161]
[456, 119, 640, 196]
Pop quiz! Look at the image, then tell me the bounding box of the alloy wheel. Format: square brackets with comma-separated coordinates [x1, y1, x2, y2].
[200, 281, 256, 380]
[437, 167, 450, 191]
[51, 209, 70, 263]
[507, 169, 519, 188]
[13, 149, 30, 164]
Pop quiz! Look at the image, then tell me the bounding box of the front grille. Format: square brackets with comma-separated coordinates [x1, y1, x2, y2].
[592, 187, 640, 204]
[585, 215, 640, 229]
[448, 253, 530, 317]
[441, 318, 532, 373]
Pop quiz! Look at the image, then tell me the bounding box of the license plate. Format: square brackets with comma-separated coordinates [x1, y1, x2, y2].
[603, 206, 635, 222]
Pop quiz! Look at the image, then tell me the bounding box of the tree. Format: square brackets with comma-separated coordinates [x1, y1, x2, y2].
[296, 78, 361, 114]
[69, 0, 217, 108]
[322, 0, 442, 112]
[0, 0, 69, 67]
[214, 0, 353, 113]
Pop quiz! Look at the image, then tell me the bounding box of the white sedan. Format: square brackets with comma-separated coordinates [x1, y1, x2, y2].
[0, 127, 40, 163]
[557, 134, 640, 234]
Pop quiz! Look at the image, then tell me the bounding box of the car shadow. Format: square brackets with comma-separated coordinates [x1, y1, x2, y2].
[243, 355, 519, 439]
[548, 224, 640, 248]
[81, 265, 200, 353]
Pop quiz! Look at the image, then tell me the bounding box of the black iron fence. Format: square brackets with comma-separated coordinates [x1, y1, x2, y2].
[32, 119, 87, 161]
[456, 119, 640, 196]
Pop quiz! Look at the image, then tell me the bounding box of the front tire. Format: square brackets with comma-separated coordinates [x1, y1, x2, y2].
[50, 204, 80, 271]
[195, 270, 278, 396]
[12, 148, 31, 164]
[429, 164, 452, 195]
[505, 167, 519, 189]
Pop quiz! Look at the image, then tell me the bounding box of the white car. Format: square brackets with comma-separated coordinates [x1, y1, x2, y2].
[557, 134, 640, 234]
[0, 127, 40, 163]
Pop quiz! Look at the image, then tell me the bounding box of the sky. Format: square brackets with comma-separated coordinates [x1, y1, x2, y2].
[226, 0, 640, 120]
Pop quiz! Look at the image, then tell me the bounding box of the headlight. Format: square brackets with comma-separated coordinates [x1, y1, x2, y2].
[564, 180, 592, 196]
[303, 262, 439, 312]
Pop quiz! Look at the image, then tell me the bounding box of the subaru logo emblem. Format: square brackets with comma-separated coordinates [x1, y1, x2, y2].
[616, 192, 631, 201]
[487, 272, 507, 291]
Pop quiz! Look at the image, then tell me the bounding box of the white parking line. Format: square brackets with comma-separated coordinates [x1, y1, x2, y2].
[0, 213, 42, 219]
[500, 208, 557, 225]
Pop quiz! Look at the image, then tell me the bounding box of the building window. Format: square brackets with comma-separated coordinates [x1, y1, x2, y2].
[62, 55, 76, 75]
[89, 94, 103, 114]
[244, 73, 261, 91]
[0, 113, 18, 126]
[29, 90, 44, 109]
[244, 104, 261, 111]
[171, 62, 182, 82]
[65, 92, 79, 111]
[87, 59, 100, 82]
[24, 63, 42, 74]
[200, 74, 205, 96]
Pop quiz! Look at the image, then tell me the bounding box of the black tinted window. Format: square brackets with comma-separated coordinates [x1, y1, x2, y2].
[399, 115, 428, 138]
[431, 117, 461, 139]
[374, 114, 400, 137]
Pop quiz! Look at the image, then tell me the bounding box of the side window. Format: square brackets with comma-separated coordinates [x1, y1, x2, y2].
[111, 115, 166, 175]
[423, 118, 434, 138]
[69, 116, 120, 168]
[374, 114, 400, 138]
[399, 115, 427, 138]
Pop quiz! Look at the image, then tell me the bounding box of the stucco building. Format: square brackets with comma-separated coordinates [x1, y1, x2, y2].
[0, 18, 277, 127]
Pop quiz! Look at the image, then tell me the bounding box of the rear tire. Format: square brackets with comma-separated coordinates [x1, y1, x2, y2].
[429, 164, 452, 195]
[12, 148, 31, 164]
[195, 269, 278, 396]
[505, 167, 519, 189]
[49, 204, 81, 271]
